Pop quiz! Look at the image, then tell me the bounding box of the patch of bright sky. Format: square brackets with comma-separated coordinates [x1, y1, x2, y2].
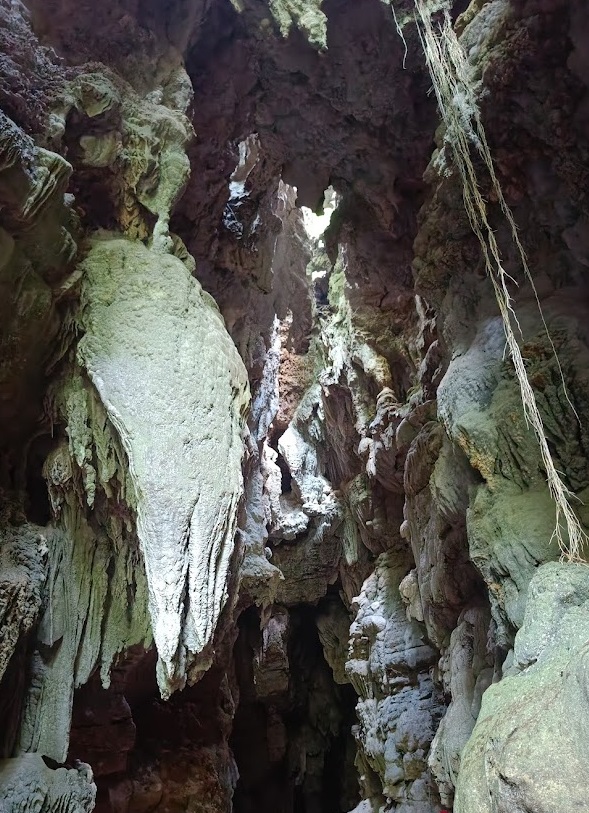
[300, 186, 337, 239]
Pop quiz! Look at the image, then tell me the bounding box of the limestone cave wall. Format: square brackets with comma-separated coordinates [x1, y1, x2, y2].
[1, 1, 589, 812]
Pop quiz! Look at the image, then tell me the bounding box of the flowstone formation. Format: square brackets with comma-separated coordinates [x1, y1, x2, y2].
[1, 0, 589, 811]
[76, 235, 249, 694]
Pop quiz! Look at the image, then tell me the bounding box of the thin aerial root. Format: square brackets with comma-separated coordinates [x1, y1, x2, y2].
[414, 0, 588, 562]
[391, 2, 409, 69]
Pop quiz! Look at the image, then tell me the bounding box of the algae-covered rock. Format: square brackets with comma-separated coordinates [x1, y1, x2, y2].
[0, 753, 96, 813]
[76, 235, 249, 695]
[0, 527, 47, 685]
[455, 562, 589, 813]
[268, 0, 328, 49]
[466, 485, 560, 636]
[60, 69, 193, 246]
[438, 309, 589, 640]
[0, 110, 76, 449]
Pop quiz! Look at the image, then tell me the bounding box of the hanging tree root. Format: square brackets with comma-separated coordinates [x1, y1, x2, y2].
[412, 0, 587, 562]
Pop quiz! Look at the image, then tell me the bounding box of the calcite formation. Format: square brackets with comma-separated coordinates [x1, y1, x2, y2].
[347, 553, 442, 813]
[76, 235, 249, 693]
[1, 0, 589, 811]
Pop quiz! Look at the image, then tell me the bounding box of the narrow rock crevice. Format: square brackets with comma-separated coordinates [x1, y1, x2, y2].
[231, 597, 358, 813]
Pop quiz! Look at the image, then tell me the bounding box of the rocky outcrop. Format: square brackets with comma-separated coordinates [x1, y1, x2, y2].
[0, 527, 46, 688]
[347, 553, 442, 813]
[456, 562, 589, 813]
[0, 754, 95, 813]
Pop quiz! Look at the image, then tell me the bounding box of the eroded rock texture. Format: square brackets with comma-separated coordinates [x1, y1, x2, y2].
[1, 0, 589, 811]
[76, 235, 249, 694]
[456, 562, 589, 813]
